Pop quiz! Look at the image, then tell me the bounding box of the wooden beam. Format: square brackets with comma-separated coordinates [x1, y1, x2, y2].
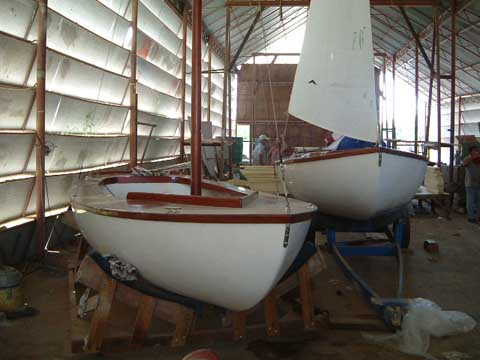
[220, 8, 231, 180]
[36, 0, 47, 258]
[226, 0, 435, 6]
[449, 0, 456, 182]
[180, 4, 188, 162]
[435, 4, 442, 166]
[398, 6, 433, 70]
[190, 0, 203, 195]
[415, 43, 420, 154]
[207, 38, 212, 124]
[129, 0, 138, 169]
[230, 8, 263, 70]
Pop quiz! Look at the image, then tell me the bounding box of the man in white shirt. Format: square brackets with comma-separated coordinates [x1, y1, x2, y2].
[253, 134, 269, 165]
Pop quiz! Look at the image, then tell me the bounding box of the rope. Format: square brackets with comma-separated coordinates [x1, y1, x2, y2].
[258, 9, 292, 209]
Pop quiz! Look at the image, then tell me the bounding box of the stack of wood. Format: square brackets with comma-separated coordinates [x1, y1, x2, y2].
[424, 166, 445, 194]
[229, 165, 282, 194]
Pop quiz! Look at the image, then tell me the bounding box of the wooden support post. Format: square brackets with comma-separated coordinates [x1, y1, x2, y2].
[298, 264, 315, 330]
[130, 295, 157, 349]
[232, 311, 247, 341]
[264, 290, 280, 337]
[415, 43, 419, 154]
[207, 39, 212, 124]
[68, 268, 78, 354]
[35, 0, 47, 258]
[85, 276, 117, 353]
[457, 95, 463, 143]
[448, 0, 456, 182]
[129, 0, 138, 169]
[180, 4, 188, 162]
[435, 4, 442, 166]
[228, 72, 233, 179]
[391, 55, 396, 147]
[220, 7, 231, 180]
[190, 0, 203, 195]
[171, 308, 195, 347]
[425, 25, 437, 156]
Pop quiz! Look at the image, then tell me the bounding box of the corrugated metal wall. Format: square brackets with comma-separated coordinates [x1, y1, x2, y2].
[0, 0, 224, 225]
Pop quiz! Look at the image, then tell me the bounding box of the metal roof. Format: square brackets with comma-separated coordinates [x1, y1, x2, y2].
[195, 0, 480, 97]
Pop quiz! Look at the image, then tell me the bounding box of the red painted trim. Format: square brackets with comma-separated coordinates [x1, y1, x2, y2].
[127, 192, 246, 208]
[73, 202, 313, 224]
[282, 147, 428, 165]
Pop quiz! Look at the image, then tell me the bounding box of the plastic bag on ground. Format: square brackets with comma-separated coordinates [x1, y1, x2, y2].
[363, 298, 476, 358]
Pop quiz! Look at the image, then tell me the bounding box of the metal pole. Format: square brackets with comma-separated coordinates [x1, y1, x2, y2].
[190, 0, 202, 196]
[220, 8, 231, 180]
[449, 0, 456, 182]
[227, 26, 233, 179]
[425, 25, 437, 156]
[415, 43, 419, 154]
[180, 4, 188, 162]
[207, 38, 212, 124]
[36, 0, 47, 258]
[129, 0, 138, 169]
[435, 4, 442, 166]
[457, 95, 462, 139]
[391, 55, 396, 147]
[228, 73, 233, 179]
[457, 95, 462, 183]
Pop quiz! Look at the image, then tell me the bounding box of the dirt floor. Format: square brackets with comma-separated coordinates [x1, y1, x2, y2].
[1, 213, 479, 360]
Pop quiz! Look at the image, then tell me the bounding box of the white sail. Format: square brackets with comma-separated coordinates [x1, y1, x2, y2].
[289, 0, 378, 143]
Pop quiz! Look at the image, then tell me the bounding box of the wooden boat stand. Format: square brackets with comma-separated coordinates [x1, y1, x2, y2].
[67, 244, 321, 354]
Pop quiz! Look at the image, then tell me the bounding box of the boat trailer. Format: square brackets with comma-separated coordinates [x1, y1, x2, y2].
[313, 209, 411, 329]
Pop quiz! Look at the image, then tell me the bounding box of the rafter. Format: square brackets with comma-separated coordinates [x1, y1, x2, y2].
[225, 0, 436, 7]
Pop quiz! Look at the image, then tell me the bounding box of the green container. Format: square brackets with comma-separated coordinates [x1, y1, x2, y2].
[231, 137, 243, 165]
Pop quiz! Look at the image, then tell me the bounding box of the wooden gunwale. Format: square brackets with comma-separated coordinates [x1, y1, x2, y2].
[281, 147, 428, 165]
[72, 203, 313, 224]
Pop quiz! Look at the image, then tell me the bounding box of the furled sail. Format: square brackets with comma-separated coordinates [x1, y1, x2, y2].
[289, 0, 378, 143]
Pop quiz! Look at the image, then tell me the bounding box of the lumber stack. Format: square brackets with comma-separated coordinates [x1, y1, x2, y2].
[230, 165, 282, 194]
[424, 166, 445, 194]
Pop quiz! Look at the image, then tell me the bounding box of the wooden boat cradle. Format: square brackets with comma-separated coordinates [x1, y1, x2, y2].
[67, 239, 320, 354]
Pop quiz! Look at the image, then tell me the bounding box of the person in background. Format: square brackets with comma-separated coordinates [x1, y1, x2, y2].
[463, 144, 480, 223]
[269, 137, 288, 164]
[253, 134, 269, 165]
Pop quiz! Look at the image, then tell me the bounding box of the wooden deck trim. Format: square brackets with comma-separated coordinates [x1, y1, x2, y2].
[126, 191, 259, 209]
[282, 147, 428, 165]
[72, 202, 313, 224]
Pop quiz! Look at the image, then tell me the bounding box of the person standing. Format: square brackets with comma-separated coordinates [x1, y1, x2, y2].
[463, 144, 480, 223]
[253, 134, 269, 165]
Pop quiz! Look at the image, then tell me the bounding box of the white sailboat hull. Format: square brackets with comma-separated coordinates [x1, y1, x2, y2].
[75, 213, 310, 310]
[282, 149, 427, 220]
[72, 175, 316, 311]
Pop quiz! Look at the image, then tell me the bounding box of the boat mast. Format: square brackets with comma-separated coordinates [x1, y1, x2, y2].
[191, 0, 202, 195]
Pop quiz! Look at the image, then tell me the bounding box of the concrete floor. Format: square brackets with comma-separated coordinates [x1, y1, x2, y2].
[1, 213, 479, 360]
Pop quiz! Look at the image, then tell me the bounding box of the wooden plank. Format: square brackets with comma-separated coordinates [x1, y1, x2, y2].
[67, 269, 78, 354]
[171, 307, 195, 347]
[85, 276, 117, 353]
[76, 257, 196, 325]
[70, 318, 309, 353]
[264, 289, 280, 337]
[298, 264, 315, 330]
[129, 295, 157, 350]
[232, 311, 247, 341]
